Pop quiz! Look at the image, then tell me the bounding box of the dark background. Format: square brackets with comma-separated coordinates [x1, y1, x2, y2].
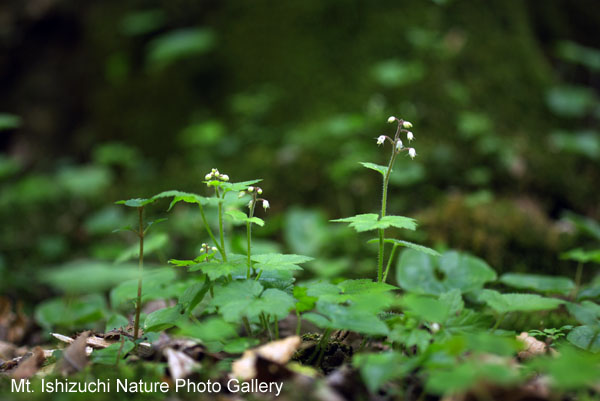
[1, 0, 599, 303]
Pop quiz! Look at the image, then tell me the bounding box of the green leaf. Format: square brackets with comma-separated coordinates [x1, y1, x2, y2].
[92, 340, 135, 365]
[115, 198, 156, 208]
[567, 301, 600, 326]
[189, 255, 246, 280]
[178, 279, 211, 313]
[177, 317, 238, 343]
[210, 280, 295, 322]
[479, 290, 565, 313]
[110, 268, 177, 309]
[251, 253, 313, 272]
[359, 162, 389, 176]
[369, 238, 440, 256]
[169, 254, 211, 267]
[147, 28, 215, 69]
[353, 352, 408, 393]
[500, 273, 575, 295]
[226, 209, 264, 226]
[561, 248, 600, 264]
[152, 190, 215, 210]
[567, 325, 600, 352]
[35, 294, 106, 329]
[529, 346, 600, 390]
[144, 305, 184, 332]
[303, 300, 389, 335]
[223, 337, 259, 354]
[0, 113, 21, 131]
[115, 232, 168, 263]
[439, 289, 464, 316]
[219, 179, 262, 193]
[389, 327, 432, 352]
[396, 250, 496, 295]
[332, 213, 417, 232]
[293, 287, 318, 313]
[426, 362, 520, 395]
[401, 294, 450, 323]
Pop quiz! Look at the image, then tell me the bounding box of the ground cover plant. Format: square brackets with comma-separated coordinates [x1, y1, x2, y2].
[2, 115, 600, 401]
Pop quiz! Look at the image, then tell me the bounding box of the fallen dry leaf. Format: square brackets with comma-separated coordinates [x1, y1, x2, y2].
[165, 347, 199, 380]
[58, 331, 90, 375]
[0, 297, 29, 343]
[231, 336, 300, 380]
[517, 332, 547, 359]
[12, 347, 46, 380]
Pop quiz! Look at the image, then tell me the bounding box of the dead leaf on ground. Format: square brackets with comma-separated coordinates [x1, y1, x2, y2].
[58, 331, 90, 375]
[165, 347, 199, 380]
[231, 336, 300, 380]
[517, 332, 547, 359]
[12, 347, 46, 380]
[0, 297, 29, 343]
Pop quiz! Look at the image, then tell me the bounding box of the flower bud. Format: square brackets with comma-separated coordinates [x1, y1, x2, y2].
[257, 188, 263, 195]
[377, 135, 386, 145]
[387, 116, 396, 123]
[205, 173, 212, 180]
[220, 174, 229, 181]
[402, 121, 413, 129]
[408, 148, 417, 159]
[262, 200, 270, 210]
[248, 186, 254, 193]
[407, 131, 414, 141]
[211, 246, 218, 252]
[431, 323, 440, 333]
[396, 139, 403, 150]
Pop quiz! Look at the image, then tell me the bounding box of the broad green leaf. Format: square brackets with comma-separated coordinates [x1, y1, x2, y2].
[401, 294, 450, 323]
[178, 279, 210, 313]
[479, 290, 564, 313]
[169, 254, 210, 267]
[332, 213, 417, 232]
[152, 190, 215, 210]
[567, 325, 600, 352]
[251, 253, 313, 272]
[359, 162, 388, 176]
[219, 179, 262, 193]
[293, 286, 318, 313]
[500, 273, 575, 295]
[389, 327, 432, 353]
[0, 113, 21, 130]
[284, 207, 329, 256]
[427, 362, 520, 395]
[303, 300, 389, 336]
[189, 255, 246, 280]
[144, 305, 184, 332]
[353, 352, 409, 393]
[226, 209, 264, 226]
[439, 289, 464, 316]
[105, 314, 129, 332]
[567, 301, 600, 325]
[115, 232, 168, 263]
[110, 268, 177, 309]
[210, 280, 295, 322]
[337, 279, 397, 295]
[305, 279, 396, 306]
[223, 337, 259, 354]
[115, 198, 156, 208]
[529, 346, 600, 390]
[177, 317, 238, 343]
[92, 340, 135, 365]
[35, 294, 106, 329]
[396, 250, 496, 295]
[40, 260, 139, 294]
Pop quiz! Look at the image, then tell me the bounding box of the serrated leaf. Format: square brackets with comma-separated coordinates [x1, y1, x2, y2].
[332, 213, 417, 232]
[567, 325, 600, 352]
[303, 300, 389, 335]
[251, 253, 313, 272]
[401, 294, 450, 323]
[337, 279, 397, 295]
[383, 238, 440, 256]
[567, 301, 600, 326]
[189, 256, 246, 280]
[152, 190, 215, 211]
[169, 254, 210, 267]
[92, 340, 135, 365]
[359, 162, 389, 176]
[177, 317, 238, 343]
[353, 352, 409, 393]
[219, 179, 262, 193]
[561, 248, 600, 264]
[145, 305, 184, 332]
[500, 273, 575, 295]
[479, 290, 565, 313]
[439, 289, 464, 316]
[396, 250, 496, 295]
[226, 209, 265, 226]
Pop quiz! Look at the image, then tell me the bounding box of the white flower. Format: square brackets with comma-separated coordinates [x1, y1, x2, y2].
[262, 200, 270, 210]
[403, 121, 413, 129]
[257, 188, 263, 195]
[431, 323, 440, 333]
[377, 135, 386, 145]
[408, 148, 417, 159]
[387, 116, 396, 123]
[211, 246, 218, 252]
[238, 191, 246, 198]
[248, 186, 254, 193]
[396, 139, 403, 150]
[407, 131, 414, 141]
[205, 173, 212, 180]
[220, 174, 229, 181]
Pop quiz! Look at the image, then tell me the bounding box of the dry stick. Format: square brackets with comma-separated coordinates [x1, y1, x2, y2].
[133, 206, 145, 342]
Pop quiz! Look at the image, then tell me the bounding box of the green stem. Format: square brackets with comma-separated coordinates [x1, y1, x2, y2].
[491, 313, 505, 332]
[217, 189, 227, 262]
[133, 206, 145, 342]
[315, 329, 332, 367]
[378, 150, 398, 282]
[198, 203, 226, 262]
[246, 200, 256, 278]
[382, 244, 399, 283]
[242, 317, 252, 336]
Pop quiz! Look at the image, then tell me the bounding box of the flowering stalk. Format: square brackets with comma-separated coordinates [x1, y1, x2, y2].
[243, 186, 269, 278]
[133, 206, 145, 342]
[376, 116, 417, 283]
[205, 168, 230, 262]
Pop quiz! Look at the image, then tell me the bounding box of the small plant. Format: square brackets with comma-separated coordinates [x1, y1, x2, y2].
[332, 116, 436, 282]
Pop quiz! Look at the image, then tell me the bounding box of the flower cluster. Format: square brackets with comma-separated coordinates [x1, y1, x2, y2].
[205, 168, 229, 181]
[377, 116, 417, 159]
[240, 186, 270, 211]
[201, 242, 218, 253]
